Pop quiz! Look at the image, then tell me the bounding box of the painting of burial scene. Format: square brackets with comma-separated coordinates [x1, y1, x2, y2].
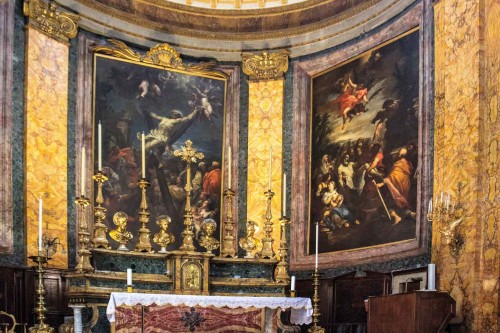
[309, 29, 420, 254]
[93, 54, 227, 253]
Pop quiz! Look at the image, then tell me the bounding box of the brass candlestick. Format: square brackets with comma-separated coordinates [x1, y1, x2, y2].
[174, 140, 204, 252]
[220, 188, 237, 257]
[75, 196, 94, 273]
[28, 255, 54, 333]
[135, 178, 154, 253]
[274, 216, 290, 283]
[92, 172, 110, 249]
[307, 268, 325, 333]
[258, 189, 275, 259]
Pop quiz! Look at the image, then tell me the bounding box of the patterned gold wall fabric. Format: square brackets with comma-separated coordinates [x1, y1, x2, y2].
[247, 80, 284, 256]
[434, 0, 499, 330]
[25, 28, 68, 268]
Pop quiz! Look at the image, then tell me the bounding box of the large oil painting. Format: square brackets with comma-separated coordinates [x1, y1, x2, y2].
[93, 53, 227, 252]
[309, 29, 420, 255]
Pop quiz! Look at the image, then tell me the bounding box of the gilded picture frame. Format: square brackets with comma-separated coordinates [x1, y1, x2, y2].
[91, 42, 231, 253]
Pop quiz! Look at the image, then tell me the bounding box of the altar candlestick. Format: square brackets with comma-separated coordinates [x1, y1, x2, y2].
[127, 268, 132, 286]
[282, 173, 287, 216]
[228, 147, 232, 188]
[38, 197, 43, 252]
[141, 132, 146, 179]
[315, 222, 319, 269]
[81, 147, 86, 197]
[268, 147, 272, 190]
[291, 275, 296, 291]
[98, 122, 102, 171]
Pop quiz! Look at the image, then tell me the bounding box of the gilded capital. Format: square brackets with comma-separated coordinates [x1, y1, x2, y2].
[242, 50, 290, 80]
[24, 0, 79, 43]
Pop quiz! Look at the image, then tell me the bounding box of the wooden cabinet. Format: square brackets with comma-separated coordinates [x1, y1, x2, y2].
[367, 291, 455, 333]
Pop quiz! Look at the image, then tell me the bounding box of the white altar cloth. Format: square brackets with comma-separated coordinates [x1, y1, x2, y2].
[107, 292, 313, 325]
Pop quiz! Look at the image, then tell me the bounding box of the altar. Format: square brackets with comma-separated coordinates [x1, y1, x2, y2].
[107, 292, 312, 333]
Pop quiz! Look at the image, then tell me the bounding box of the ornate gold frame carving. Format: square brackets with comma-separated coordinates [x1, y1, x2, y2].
[23, 0, 79, 43]
[92, 39, 228, 79]
[242, 50, 289, 80]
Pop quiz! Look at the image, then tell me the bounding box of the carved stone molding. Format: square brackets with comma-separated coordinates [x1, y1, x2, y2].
[23, 0, 79, 43]
[241, 50, 289, 80]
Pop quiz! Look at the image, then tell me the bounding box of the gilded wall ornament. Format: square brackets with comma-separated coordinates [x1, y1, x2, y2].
[23, 0, 79, 43]
[241, 50, 290, 80]
[93, 39, 227, 79]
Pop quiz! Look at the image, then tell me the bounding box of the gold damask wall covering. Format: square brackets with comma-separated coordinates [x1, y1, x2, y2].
[434, 0, 500, 331]
[25, 28, 69, 268]
[247, 80, 284, 256]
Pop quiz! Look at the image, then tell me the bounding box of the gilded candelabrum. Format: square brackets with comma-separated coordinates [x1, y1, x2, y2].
[153, 215, 176, 253]
[135, 178, 154, 253]
[174, 140, 204, 252]
[75, 195, 94, 273]
[307, 268, 325, 333]
[274, 216, 290, 283]
[109, 211, 133, 251]
[239, 220, 260, 258]
[92, 172, 110, 249]
[28, 255, 54, 333]
[258, 189, 275, 259]
[199, 219, 220, 254]
[427, 182, 465, 256]
[220, 188, 236, 258]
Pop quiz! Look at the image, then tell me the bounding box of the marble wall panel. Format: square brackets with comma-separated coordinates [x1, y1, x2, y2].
[25, 28, 69, 268]
[433, 0, 500, 330]
[247, 79, 284, 256]
[0, 0, 14, 254]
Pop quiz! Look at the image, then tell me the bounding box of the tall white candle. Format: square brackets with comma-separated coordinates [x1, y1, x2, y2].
[428, 198, 432, 215]
[127, 268, 133, 286]
[268, 147, 272, 190]
[282, 173, 287, 216]
[38, 197, 43, 252]
[228, 146, 232, 189]
[315, 222, 319, 269]
[290, 275, 296, 291]
[427, 263, 436, 290]
[81, 147, 86, 197]
[98, 122, 102, 171]
[141, 132, 146, 179]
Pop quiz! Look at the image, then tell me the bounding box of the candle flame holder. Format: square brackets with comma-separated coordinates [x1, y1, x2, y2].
[28, 255, 54, 333]
[75, 195, 94, 273]
[258, 189, 275, 259]
[428, 182, 465, 257]
[274, 216, 290, 283]
[220, 188, 237, 258]
[92, 172, 110, 249]
[134, 178, 154, 253]
[307, 268, 325, 333]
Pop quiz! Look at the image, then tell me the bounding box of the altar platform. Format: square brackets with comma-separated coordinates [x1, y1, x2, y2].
[106, 292, 312, 333]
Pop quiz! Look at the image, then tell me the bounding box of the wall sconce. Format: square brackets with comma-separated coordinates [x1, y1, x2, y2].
[427, 182, 465, 256]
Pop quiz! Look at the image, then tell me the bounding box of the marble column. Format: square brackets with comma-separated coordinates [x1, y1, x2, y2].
[69, 304, 85, 333]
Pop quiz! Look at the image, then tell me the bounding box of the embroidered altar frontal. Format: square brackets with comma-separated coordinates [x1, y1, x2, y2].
[115, 305, 270, 333]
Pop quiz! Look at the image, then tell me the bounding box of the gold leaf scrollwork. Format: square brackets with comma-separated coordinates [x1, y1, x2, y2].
[23, 0, 79, 43]
[93, 39, 228, 79]
[241, 50, 290, 80]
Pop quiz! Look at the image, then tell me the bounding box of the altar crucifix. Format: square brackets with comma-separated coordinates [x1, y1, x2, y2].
[174, 140, 205, 251]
